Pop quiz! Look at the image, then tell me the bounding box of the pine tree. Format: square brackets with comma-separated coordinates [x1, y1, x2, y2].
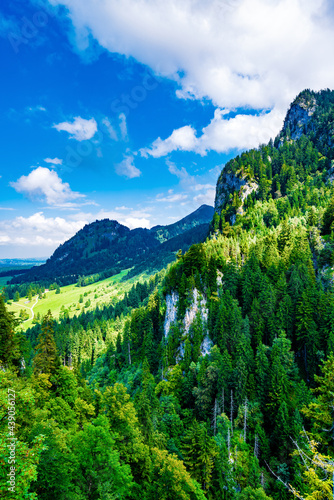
[181, 420, 218, 491]
[0, 295, 21, 367]
[302, 353, 334, 451]
[33, 310, 60, 375]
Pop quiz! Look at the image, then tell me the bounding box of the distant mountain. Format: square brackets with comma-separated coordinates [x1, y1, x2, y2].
[10, 205, 214, 285]
[151, 204, 215, 242]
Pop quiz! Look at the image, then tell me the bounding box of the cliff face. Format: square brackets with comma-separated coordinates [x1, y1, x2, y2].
[214, 170, 258, 218]
[214, 89, 334, 222]
[164, 288, 212, 359]
[277, 89, 334, 154]
[279, 91, 317, 142]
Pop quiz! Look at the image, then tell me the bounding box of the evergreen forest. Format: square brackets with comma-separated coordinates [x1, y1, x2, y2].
[2, 89, 334, 500]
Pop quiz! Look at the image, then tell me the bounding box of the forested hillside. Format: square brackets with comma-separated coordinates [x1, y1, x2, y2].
[9, 205, 214, 287]
[2, 89, 334, 500]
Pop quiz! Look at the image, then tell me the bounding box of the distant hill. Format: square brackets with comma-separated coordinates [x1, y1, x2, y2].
[10, 205, 214, 285]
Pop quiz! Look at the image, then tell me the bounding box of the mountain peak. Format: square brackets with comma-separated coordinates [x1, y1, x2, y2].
[277, 88, 334, 152]
[10, 205, 214, 285]
[215, 88, 334, 219]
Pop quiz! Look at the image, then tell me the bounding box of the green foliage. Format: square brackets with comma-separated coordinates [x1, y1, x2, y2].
[7, 88, 334, 499]
[33, 311, 60, 376]
[0, 296, 22, 368]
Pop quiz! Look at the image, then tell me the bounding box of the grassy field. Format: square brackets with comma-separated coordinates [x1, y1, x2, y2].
[7, 269, 150, 330]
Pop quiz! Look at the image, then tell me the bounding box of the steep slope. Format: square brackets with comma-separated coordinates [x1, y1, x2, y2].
[277, 88, 334, 155]
[12, 88, 334, 500]
[72, 87, 334, 500]
[151, 204, 215, 242]
[11, 205, 214, 285]
[215, 88, 334, 220]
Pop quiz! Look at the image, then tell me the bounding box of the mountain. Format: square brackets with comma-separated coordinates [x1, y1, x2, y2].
[10, 204, 214, 285]
[277, 88, 334, 156]
[215, 88, 334, 220]
[151, 204, 215, 242]
[6, 89, 334, 500]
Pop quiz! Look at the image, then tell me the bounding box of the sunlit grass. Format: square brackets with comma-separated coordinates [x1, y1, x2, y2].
[7, 268, 151, 330]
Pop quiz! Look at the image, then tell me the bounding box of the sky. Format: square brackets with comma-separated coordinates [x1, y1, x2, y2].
[1, 0, 334, 258]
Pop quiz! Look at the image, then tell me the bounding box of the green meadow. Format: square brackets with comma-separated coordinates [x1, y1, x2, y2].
[7, 268, 149, 330]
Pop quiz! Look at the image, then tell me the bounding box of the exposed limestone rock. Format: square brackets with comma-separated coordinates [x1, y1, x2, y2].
[164, 292, 179, 338]
[214, 169, 258, 221]
[183, 288, 208, 335]
[201, 335, 213, 356]
[183, 288, 212, 358]
[164, 288, 212, 359]
[279, 94, 317, 143]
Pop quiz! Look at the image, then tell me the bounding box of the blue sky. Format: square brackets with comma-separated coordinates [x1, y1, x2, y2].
[1, 0, 334, 258]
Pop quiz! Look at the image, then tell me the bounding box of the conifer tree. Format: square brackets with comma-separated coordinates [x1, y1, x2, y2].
[0, 295, 21, 367]
[33, 310, 60, 375]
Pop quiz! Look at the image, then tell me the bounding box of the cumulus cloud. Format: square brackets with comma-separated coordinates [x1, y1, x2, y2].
[170, 162, 216, 204]
[53, 116, 97, 141]
[142, 108, 284, 157]
[0, 212, 88, 256]
[115, 155, 141, 179]
[92, 208, 151, 229]
[50, 0, 334, 114]
[141, 125, 197, 157]
[10, 166, 85, 207]
[44, 157, 63, 165]
[49, 0, 334, 153]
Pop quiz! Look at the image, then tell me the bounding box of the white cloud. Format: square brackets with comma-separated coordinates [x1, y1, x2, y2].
[50, 0, 334, 116]
[123, 217, 150, 228]
[152, 161, 216, 216]
[102, 114, 128, 141]
[44, 157, 63, 165]
[102, 117, 118, 141]
[119, 113, 128, 141]
[10, 166, 85, 207]
[193, 188, 216, 206]
[115, 155, 141, 179]
[92, 208, 151, 229]
[156, 193, 188, 202]
[0, 212, 88, 256]
[53, 116, 97, 141]
[142, 108, 284, 157]
[26, 105, 46, 113]
[141, 125, 197, 157]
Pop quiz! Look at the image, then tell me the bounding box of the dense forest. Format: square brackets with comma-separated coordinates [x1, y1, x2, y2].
[9, 206, 214, 287]
[2, 89, 334, 499]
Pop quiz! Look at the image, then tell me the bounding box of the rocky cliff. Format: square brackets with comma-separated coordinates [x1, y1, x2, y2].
[279, 90, 317, 142]
[214, 89, 334, 221]
[214, 170, 258, 218]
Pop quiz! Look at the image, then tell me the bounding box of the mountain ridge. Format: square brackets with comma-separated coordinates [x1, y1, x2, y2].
[215, 88, 334, 220]
[10, 204, 214, 285]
